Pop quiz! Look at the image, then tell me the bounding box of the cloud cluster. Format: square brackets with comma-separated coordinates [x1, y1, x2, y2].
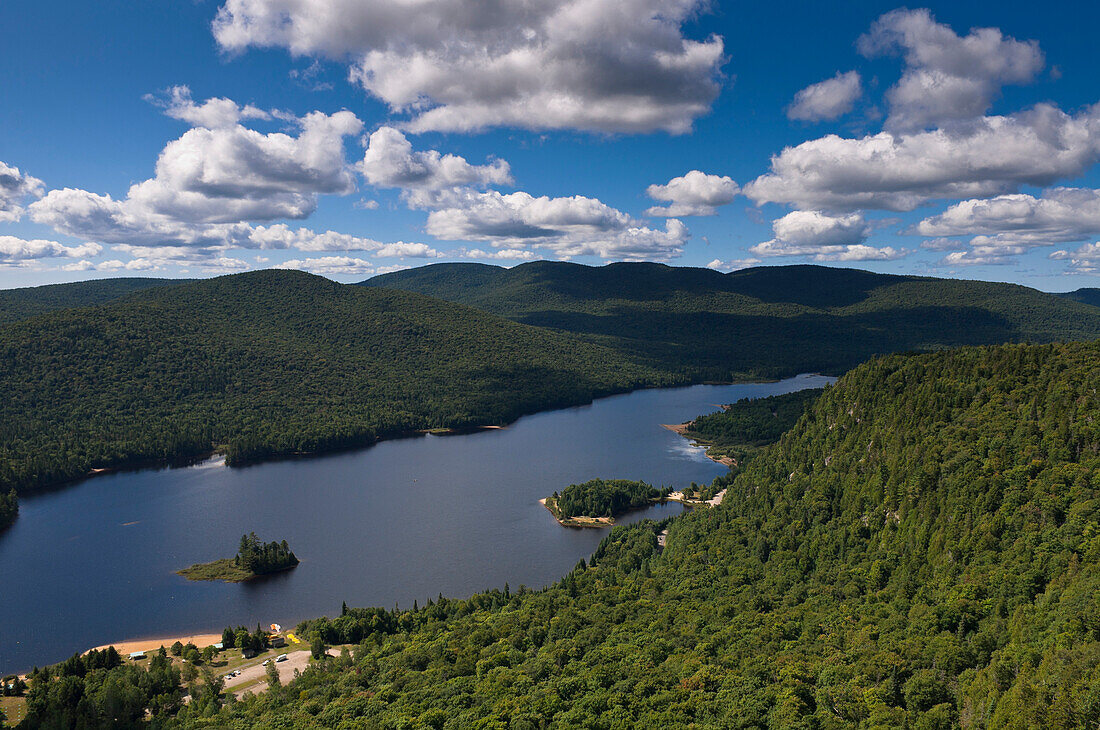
[359, 127, 512, 192]
[424, 190, 689, 260]
[918, 188, 1100, 247]
[274, 256, 399, 275]
[646, 170, 738, 216]
[1050, 243, 1100, 273]
[750, 211, 901, 262]
[149, 85, 272, 129]
[0, 235, 102, 267]
[30, 105, 365, 252]
[246, 224, 441, 256]
[787, 71, 862, 122]
[361, 134, 692, 260]
[213, 0, 725, 134]
[858, 8, 1044, 132]
[0, 161, 45, 223]
[705, 257, 760, 272]
[747, 104, 1100, 212]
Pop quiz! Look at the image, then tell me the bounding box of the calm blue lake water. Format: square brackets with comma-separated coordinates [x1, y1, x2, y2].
[0, 374, 832, 673]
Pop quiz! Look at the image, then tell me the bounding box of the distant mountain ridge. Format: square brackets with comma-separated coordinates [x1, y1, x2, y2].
[364, 261, 1100, 379]
[1056, 287, 1100, 308]
[0, 277, 184, 325]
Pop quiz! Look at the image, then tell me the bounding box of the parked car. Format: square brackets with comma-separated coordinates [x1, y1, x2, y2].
[261, 659, 270, 666]
[276, 654, 288, 662]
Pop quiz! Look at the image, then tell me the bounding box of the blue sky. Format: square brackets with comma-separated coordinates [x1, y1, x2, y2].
[2, 0, 1100, 290]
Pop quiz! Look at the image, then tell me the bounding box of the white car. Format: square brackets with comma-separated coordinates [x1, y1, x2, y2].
[276, 654, 288, 662]
[261, 659, 270, 666]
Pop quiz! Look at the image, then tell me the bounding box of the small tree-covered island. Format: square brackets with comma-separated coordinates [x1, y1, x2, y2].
[542, 478, 669, 526]
[177, 533, 299, 582]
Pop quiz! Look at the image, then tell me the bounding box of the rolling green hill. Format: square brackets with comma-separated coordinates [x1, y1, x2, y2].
[1057, 287, 1100, 308]
[26, 341, 1100, 727]
[0, 270, 669, 495]
[0, 277, 182, 325]
[364, 262, 1100, 379]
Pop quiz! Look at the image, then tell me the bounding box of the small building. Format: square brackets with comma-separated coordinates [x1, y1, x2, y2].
[212, 642, 224, 650]
[241, 647, 258, 659]
[269, 636, 286, 648]
[128, 651, 146, 660]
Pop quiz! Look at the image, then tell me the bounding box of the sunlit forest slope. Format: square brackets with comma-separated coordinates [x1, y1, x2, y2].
[182, 341, 1100, 728]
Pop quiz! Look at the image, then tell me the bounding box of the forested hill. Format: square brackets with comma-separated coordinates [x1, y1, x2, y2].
[0, 270, 668, 493]
[1057, 287, 1100, 308]
[364, 261, 1100, 379]
[176, 341, 1100, 728]
[0, 276, 182, 325]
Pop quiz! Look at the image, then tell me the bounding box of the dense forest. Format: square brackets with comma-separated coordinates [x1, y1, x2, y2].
[0, 487, 15, 531]
[366, 262, 1100, 381]
[548, 478, 662, 519]
[684, 388, 824, 464]
[0, 270, 668, 501]
[20, 340, 1100, 728]
[0, 278, 180, 326]
[20, 647, 185, 727]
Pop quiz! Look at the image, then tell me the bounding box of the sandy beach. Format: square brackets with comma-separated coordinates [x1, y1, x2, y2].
[538, 498, 614, 527]
[89, 633, 223, 655]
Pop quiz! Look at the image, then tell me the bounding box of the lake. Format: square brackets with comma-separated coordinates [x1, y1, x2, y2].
[0, 374, 832, 673]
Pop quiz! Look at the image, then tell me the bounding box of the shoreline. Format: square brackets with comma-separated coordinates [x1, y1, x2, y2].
[661, 422, 735, 466]
[9, 375, 816, 673]
[18, 375, 809, 498]
[87, 632, 224, 657]
[538, 497, 614, 528]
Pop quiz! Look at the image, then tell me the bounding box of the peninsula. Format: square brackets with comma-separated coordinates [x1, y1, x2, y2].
[542, 478, 669, 527]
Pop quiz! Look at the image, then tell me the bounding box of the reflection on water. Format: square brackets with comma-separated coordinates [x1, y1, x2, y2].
[0, 374, 832, 673]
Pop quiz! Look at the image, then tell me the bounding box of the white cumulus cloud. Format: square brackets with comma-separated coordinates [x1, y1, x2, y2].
[917, 188, 1100, 248]
[787, 71, 862, 122]
[360, 126, 512, 191]
[29, 99, 365, 249]
[705, 257, 760, 272]
[275, 256, 393, 276]
[0, 236, 102, 262]
[858, 8, 1044, 132]
[148, 85, 272, 129]
[212, 0, 725, 134]
[1050, 242, 1100, 273]
[646, 170, 738, 216]
[0, 161, 45, 223]
[750, 211, 901, 261]
[745, 103, 1100, 212]
[424, 189, 688, 260]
